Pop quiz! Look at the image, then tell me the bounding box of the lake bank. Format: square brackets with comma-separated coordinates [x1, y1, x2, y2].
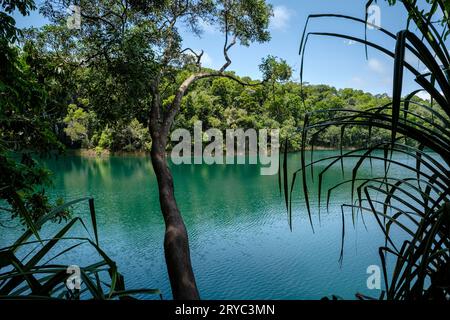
[66, 146, 360, 159]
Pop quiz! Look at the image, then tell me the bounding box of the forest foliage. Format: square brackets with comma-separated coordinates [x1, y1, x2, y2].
[2, 2, 434, 157]
[14, 33, 433, 154]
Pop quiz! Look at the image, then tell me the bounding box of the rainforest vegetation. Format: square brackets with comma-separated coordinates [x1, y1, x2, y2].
[9, 34, 432, 154]
[2, 3, 433, 156]
[1, 0, 449, 301]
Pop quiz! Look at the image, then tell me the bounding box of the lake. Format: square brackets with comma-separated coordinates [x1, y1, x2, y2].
[1, 151, 419, 299]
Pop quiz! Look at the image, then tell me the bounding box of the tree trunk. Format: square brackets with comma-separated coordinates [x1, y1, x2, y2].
[150, 134, 200, 300]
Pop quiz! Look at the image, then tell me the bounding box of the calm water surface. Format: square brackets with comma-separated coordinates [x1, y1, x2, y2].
[1, 151, 423, 299]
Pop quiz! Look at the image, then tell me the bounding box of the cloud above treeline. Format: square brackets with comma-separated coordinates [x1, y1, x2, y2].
[271, 6, 293, 31]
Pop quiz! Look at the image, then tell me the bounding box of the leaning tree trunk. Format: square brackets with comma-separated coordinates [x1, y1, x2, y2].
[147, 70, 236, 299]
[150, 133, 200, 300]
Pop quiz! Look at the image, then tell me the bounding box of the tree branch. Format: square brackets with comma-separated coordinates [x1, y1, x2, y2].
[219, 35, 236, 72]
[180, 47, 204, 69]
[162, 71, 264, 136]
[219, 7, 237, 73]
[79, 12, 117, 30]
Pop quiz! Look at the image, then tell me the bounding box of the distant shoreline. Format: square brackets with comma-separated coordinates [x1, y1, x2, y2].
[65, 146, 359, 158]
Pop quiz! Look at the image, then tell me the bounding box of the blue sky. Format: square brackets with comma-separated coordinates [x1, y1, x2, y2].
[13, 0, 434, 97]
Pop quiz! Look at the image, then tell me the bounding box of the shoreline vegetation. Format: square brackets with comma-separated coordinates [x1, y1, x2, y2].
[61, 80, 431, 155]
[70, 145, 359, 158]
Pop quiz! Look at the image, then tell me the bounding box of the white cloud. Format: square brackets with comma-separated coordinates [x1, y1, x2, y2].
[367, 58, 385, 74]
[201, 52, 213, 68]
[344, 39, 356, 45]
[271, 6, 292, 30]
[351, 76, 364, 85]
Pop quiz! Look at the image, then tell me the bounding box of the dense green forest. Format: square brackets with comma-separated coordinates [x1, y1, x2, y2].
[2, 2, 435, 157]
[8, 33, 433, 154]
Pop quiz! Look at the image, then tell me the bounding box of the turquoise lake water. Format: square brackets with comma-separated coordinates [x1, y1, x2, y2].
[1, 151, 422, 299]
